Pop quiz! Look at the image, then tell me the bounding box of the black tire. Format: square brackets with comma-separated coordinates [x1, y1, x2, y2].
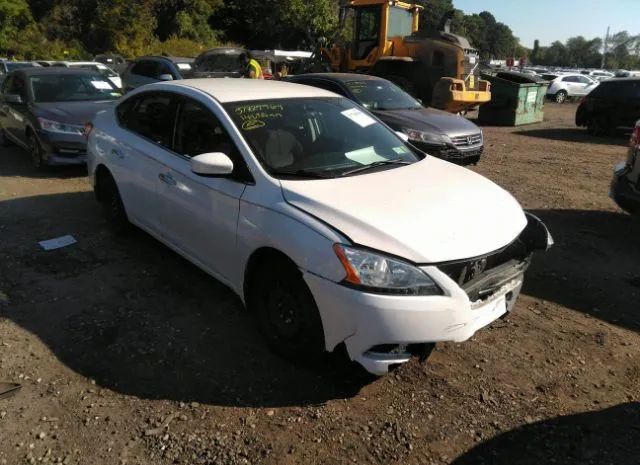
[591, 115, 612, 136]
[0, 127, 12, 147]
[97, 171, 130, 232]
[249, 257, 325, 362]
[27, 131, 44, 169]
[554, 90, 568, 104]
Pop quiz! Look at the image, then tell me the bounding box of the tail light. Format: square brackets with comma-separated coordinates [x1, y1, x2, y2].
[84, 122, 94, 137]
[631, 121, 640, 147]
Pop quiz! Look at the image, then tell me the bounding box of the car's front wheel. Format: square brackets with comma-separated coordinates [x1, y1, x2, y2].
[555, 90, 568, 103]
[249, 256, 326, 362]
[27, 132, 44, 169]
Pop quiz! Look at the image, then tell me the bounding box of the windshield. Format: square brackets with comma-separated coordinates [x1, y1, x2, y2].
[224, 97, 420, 179]
[73, 64, 118, 78]
[30, 74, 121, 102]
[345, 80, 422, 110]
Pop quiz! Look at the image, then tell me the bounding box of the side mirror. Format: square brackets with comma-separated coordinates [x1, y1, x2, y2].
[5, 94, 24, 104]
[158, 74, 174, 81]
[395, 131, 409, 142]
[191, 152, 234, 176]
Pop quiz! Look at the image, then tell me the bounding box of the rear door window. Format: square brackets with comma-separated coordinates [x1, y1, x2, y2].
[130, 60, 158, 78]
[117, 92, 178, 149]
[621, 81, 640, 98]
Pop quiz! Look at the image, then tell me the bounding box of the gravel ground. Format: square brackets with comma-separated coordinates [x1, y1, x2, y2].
[0, 102, 639, 465]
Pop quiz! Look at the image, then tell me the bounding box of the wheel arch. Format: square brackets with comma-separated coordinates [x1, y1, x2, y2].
[243, 246, 299, 308]
[94, 164, 114, 202]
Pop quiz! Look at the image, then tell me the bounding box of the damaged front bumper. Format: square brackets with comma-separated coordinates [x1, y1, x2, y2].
[304, 212, 553, 376]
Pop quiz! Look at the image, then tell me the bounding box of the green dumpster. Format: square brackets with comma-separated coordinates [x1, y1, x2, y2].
[478, 71, 549, 126]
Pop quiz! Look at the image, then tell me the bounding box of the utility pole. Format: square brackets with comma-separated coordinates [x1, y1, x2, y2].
[601, 26, 610, 69]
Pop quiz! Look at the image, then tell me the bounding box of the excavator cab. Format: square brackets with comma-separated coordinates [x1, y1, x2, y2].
[326, 0, 491, 113]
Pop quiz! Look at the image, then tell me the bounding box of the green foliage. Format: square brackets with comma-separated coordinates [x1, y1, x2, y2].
[0, 0, 636, 71]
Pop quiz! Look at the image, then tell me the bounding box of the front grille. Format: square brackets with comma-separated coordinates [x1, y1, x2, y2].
[439, 236, 530, 302]
[450, 133, 482, 148]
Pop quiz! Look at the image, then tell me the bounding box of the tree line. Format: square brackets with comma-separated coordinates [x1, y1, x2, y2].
[0, 0, 638, 70]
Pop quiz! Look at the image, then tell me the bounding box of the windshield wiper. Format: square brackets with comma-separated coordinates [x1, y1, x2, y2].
[275, 169, 333, 179]
[339, 159, 411, 176]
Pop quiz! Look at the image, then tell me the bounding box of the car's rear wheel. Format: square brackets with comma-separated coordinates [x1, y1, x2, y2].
[555, 90, 568, 103]
[249, 256, 326, 362]
[0, 127, 12, 147]
[27, 131, 45, 169]
[97, 170, 130, 232]
[587, 116, 612, 136]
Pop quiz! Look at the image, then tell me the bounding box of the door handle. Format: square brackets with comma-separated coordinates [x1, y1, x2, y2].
[158, 172, 177, 186]
[111, 148, 124, 159]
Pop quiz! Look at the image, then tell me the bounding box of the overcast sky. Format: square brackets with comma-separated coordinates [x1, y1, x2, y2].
[453, 0, 638, 47]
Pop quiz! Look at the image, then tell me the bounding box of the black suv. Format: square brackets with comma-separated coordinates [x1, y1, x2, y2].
[576, 78, 640, 135]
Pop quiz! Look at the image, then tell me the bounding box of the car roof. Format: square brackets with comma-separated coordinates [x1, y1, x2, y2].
[14, 67, 102, 76]
[66, 61, 107, 66]
[168, 78, 340, 103]
[291, 73, 383, 83]
[137, 56, 194, 64]
[598, 77, 640, 84]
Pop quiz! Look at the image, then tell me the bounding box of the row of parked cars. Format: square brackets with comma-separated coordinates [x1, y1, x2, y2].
[0, 55, 555, 375]
[0, 52, 486, 169]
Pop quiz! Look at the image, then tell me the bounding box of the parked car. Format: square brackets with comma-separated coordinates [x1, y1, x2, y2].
[0, 60, 40, 86]
[582, 69, 615, 82]
[191, 47, 247, 78]
[49, 61, 122, 89]
[0, 68, 121, 168]
[287, 73, 484, 165]
[610, 120, 640, 215]
[122, 56, 194, 91]
[546, 73, 598, 103]
[94, 54, 129, 75]
[576, 78, 640, 135]
[86, 79, 552, 375]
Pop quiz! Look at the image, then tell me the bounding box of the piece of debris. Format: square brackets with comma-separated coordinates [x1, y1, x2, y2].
[0, 383, 21, 400]
[38, 235, 77, 251]
[144, 412, 178, 436]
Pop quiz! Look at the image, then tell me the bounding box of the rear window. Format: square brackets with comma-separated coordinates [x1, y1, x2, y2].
[620, 81, 640, 98]
[194, 54, 242, 73]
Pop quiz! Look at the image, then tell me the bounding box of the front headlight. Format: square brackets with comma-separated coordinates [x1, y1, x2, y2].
[403, 128, 449, 145]
[38, 117, 84, 135]
[333, 244, 442, 295]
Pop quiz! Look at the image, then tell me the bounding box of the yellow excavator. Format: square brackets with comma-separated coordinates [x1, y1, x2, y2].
[319, 0, 491, 113]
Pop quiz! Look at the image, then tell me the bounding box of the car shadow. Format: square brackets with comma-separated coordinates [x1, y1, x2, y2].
[523, 209, 640, 333]
[451, 402, 640, 465]
[513, 127, 630, 146]
[0, 146, 87, 179]
[0, 192, 373, 408]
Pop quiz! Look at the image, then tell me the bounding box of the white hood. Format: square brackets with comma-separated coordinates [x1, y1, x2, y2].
[281, 157, 527, 263]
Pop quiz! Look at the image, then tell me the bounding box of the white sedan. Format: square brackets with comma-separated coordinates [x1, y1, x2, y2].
[86, 79, 552, 375]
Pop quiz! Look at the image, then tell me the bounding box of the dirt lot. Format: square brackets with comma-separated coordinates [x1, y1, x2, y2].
[0, 103, 639, 465]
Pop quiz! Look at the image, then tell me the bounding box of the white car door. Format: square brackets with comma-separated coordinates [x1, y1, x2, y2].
[156, 97, 248, 282]
[107, 91, 180, 233]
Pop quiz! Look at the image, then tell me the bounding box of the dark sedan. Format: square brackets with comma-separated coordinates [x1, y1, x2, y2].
[287, 73, 484, 165]
[0, 68, 120, 169]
